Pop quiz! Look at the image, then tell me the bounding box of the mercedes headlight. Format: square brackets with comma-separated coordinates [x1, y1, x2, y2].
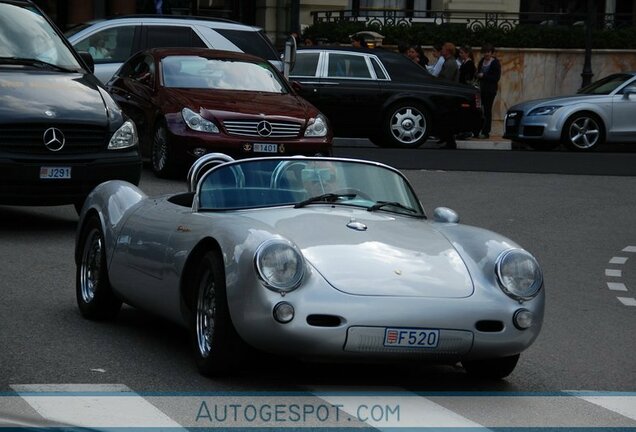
[304, 114, 328, 137]
[182, 107, 219, 133]
[495, 249, 543, 300]
[108, 120, 138, 150]
[528, 105, 561, 116]
[255, 239, 305, 292]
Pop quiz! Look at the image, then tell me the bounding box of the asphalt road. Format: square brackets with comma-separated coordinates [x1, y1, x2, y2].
[0, 144, 635, 428]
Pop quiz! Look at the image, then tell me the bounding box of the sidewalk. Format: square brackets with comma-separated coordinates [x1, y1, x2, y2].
[455, 134, 512, 150]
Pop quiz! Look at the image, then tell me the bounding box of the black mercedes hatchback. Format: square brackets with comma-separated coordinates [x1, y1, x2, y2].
[0, 0, 141, 212]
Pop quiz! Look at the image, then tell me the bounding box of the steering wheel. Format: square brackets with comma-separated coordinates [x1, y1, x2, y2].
[331, 188, 372, 201]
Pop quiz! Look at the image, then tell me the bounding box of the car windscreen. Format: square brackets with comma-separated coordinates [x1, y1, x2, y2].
[161, 56, 287, 92]
[213, 28, 279, 61]
[0, 3, 81, 71]
[197, 158, 423, 216]
[578, 74, 633, 95]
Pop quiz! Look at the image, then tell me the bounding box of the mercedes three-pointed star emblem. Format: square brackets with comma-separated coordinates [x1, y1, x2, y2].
[43, 127, 65, 152]
[256, 120, 273, 137]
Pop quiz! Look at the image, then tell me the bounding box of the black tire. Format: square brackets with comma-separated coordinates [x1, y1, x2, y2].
[462, 353, 520, 379]
[191, 251, 244, 376]
[76, 216, 121, 320]
[562, 112, 605, 152]
[151, 122, 178, 178]
[382, 102, 430, 148]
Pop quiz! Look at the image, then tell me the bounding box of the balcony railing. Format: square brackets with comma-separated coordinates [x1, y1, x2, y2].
[310, 9, 635, 31]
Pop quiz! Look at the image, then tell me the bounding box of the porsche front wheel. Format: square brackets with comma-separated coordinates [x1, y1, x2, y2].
[462, 354, 520, 379]
[191, 251, 243, 376]
[76, 216, 121, 320]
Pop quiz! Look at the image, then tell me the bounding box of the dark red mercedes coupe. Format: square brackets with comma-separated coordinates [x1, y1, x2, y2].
[106, 48, 332, 177]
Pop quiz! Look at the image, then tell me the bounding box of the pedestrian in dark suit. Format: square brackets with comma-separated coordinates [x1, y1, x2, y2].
[476, 44, 501, 139]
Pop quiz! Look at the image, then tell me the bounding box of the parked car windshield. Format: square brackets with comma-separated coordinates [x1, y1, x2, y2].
[0, 3, 81, 70]
[161, 56, 286, 92]
[197, 158, 423, 216]
[578, 73, 634, 95]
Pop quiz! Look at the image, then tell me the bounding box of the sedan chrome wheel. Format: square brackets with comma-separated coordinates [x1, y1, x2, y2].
[565, 114, 603, 151]
[152, 126, 168, 174]
[80, 228, 102, 304]
[196, 268, 216, 358]
[386, 104, 428, 148]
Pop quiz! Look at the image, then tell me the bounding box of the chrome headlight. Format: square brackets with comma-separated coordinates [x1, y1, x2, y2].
[304, 114, 328, 137]
[182, 107, 219, 133]
[255, 239, 305, 292]
[528, 105, 561, 116]
[108, 120, 138, 149]
[495, 249, 543, 300]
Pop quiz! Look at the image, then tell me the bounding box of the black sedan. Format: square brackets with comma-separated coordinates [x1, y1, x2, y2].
[289, 46, 482, 148]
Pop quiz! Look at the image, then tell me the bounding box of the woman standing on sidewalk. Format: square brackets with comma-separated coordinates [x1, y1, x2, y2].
[476, 44, 501, 139]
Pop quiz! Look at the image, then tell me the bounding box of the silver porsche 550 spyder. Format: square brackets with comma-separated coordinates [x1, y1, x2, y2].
[75, 154, 544, 379]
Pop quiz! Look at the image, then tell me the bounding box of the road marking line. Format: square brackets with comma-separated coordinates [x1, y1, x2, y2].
[617, 297, 636, 307]
[605, 269, 622, 277]
[609, 256, 628, 265]
[579, 396, 636, 421]
[607, 282, 628, 291]
[10, 384, 183, 428]
[622, 246, 636, 253]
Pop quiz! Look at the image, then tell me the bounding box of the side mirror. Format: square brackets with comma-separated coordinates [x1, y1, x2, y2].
[433, 207, 460, 223]
[622, 85, 636, 99]
[290, 80, 302, 93]
[78, 51, 95, 74]
[283, 35, 297, 79]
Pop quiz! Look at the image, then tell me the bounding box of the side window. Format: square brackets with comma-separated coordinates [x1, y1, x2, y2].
[73, 26, 136, 63]
[290, 52, 320, 77]
[121, 54, 154, 84]
[370, 57, 387, 80]
[145, 26, 206, 49]
[213, 28, 279, 61]
[327, 53, 371, 79]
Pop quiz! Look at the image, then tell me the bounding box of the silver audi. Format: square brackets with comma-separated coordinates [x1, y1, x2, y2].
[504, 72, 636, 151]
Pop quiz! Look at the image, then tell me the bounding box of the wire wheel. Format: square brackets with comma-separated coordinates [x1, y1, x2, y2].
[80, 228, 102, 304]
[195, 265, 217, 358]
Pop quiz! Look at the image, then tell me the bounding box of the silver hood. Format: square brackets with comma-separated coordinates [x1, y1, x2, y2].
[509, 94, 602, 112]
[248, 208, 474, 298]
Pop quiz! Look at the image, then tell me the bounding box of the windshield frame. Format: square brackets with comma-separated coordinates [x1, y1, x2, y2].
[160, 55, 289, 93]
[578, 73, 635, 95]
[0, 2, 84, 72]
[194, 157, 425, 218]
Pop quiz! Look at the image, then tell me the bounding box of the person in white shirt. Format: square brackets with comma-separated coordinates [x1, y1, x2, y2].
[427, 43, 444, 77]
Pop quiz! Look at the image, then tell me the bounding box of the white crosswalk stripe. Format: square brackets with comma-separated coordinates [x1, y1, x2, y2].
[3, 384, 636, 429]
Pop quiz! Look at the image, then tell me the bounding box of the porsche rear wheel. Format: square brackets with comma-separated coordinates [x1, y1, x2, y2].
[151, 123, 178, 178]
[191, 251, 243, 376]
[76, 216, 121, 320]
[462, 354, 520, 379]
[383, 102, 430, 148]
